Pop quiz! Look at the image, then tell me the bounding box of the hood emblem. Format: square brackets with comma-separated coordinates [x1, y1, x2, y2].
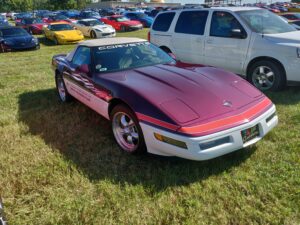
[223, 100, 232, 108]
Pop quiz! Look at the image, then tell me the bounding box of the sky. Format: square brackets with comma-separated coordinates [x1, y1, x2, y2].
[164, 0, 290, 4]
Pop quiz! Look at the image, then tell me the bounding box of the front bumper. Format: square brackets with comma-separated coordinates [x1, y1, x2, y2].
[96, 31, 116, 38]
[140, 105, 278, 161]
[1, 42, 39, 51]
[127, 25, 143, 31]
[57, 37, 84, 44]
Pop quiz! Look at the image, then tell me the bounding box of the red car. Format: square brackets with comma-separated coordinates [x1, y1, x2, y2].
[101, 15, 143, 32]
[51, 38, 278, 160]
[43, 14, 76, 24]
[16, 18, 47, 34]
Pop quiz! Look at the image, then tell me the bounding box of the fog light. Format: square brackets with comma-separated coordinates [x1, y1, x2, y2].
[199, 136, 231, 150]
[154, 133, 187, 149]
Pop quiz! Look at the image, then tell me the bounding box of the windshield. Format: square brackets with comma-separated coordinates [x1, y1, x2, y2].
[50, 24, 74, 31]
[116, 17, 130, 22]
[93, 42, 175, 73]
[237, 9, 296, 34]
[85, 12, 100, 17]
[50, 15, 68, 20]
[24, 18, 43, 24]
[136, 13, 147, 18]
[0, 28, 28, 37]
[86, 20, 103, 26]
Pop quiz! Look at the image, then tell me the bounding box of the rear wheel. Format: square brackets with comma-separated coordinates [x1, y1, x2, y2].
[55, 73, 73, 102]
[90, 30, 97, 38]
[120, 25, 126, 32]
[110, 105, 146, 154]
[248, 60, 286, 91]
[0, 43, 5, 53]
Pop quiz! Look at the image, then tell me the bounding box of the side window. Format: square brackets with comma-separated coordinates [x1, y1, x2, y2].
[152, 12, 175, 32]
[175, 11, 208, 35]
[210, 11, 246, 38]
[72, 47, 91, 67]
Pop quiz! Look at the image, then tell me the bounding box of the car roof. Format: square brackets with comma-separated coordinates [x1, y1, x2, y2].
[211, 7, 262, 11]
[79, 37, 146, 47]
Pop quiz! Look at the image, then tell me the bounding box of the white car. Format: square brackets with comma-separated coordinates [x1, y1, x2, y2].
[73, 19, 116, 38]
[149, 7, 300, 91]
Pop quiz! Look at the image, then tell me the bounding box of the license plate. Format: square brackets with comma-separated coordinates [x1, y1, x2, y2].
[241, 125, 260, 143]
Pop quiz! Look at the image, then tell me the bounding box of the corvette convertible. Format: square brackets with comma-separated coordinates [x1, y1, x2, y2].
[43, 22, 84, 45]
[0, 26, 40, 52]
[101, 15, 143, 32]
[51, 38, 278, 160]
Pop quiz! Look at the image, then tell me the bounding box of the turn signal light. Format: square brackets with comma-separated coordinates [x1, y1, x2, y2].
[154, 133, 187, 149]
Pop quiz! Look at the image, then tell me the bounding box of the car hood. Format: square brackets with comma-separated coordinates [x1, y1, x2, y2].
[264, 31, 300, 46]
[3, 35, 33, 44]
[30, 23, 46, 29]
[101, 64, 265, 126]
[119, 20, 141, 26]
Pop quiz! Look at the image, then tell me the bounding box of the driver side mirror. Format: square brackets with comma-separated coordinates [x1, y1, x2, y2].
[230, 29, 246, 39]
[76, 64, 90, 74]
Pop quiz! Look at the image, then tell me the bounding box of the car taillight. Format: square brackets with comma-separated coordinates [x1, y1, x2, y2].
[148, 31, 150, 42]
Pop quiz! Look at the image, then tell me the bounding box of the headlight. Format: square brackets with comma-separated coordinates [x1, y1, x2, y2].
[95, 29, 102, 32]
[3, 40, 13, 45]
[31, 37, 38, 43]
[58, 35, 65, 38]
[297, 48, 300, 58]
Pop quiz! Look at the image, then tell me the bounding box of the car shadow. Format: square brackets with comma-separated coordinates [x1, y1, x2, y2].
[18, 88, 256, 192]
[37, 36, 56, 46]
[265, 86, 300, 105]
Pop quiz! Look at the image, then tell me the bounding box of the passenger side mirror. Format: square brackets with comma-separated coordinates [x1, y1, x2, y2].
[230, 29, 246, 39]
[76, 64, 89, 74]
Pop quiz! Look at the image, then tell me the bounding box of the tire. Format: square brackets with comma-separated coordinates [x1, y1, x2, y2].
[120, 25, 126, 32]
[110, 104, 146, 154]
[53, 37, 59, 45]
[0, 43, 5, 53]
[55, 73, 73, 102]
[28, 28, 33, 34]
[160, 46, 171, 54]
[90, 30, 97, 39]
[247, 60, 286, 91]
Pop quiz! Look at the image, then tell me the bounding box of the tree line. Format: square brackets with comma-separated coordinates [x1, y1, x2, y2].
[0, 0, 92, 12]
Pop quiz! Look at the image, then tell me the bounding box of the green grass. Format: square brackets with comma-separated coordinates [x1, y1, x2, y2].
[0, 29, 299, 225]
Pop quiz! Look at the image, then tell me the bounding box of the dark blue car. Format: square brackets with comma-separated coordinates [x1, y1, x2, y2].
[0, 27, 40, 52]
[123, 12, 153, 28]
[79, 11, 101, 20]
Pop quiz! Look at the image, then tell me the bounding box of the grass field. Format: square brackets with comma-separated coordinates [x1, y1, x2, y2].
[0, 29, 299, 224]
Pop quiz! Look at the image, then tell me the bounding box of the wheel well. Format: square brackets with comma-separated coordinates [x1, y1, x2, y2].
[246, 57, 286, 80]
[160, 46, 172, 53]
[108, 98, 134, 118]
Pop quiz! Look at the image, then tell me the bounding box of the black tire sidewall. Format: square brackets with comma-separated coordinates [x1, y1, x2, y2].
[248, 60, 286, 91]
[110, 104, 146, 154]
[91, 30, 96, 38]
[55, 73, 72, 102]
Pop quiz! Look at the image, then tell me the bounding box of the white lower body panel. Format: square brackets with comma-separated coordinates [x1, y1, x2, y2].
[140, 105, 278, 161]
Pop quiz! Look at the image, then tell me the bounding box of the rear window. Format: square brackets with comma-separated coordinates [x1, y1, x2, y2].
[152, 12, 175, 32]
[175, 11, 208, 35]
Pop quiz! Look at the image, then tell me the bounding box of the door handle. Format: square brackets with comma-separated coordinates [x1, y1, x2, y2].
[206, 39, 213, 44]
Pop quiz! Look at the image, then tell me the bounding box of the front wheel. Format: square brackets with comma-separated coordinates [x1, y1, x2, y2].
[248, 60, 286, 91]
[90, 30, 97, 39]
[120, 25, 126, 32]
[55, 73, 73, 102]
[110, 105, 146, 154]
[53, 37, 59, 45]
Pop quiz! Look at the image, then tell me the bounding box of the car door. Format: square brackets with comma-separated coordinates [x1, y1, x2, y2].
[65, 46, 109, 118]
[171, 10, 209, 64]
[204, 11, 249, 74]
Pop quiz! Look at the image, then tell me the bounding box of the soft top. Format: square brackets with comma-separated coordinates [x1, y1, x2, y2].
[78, 37, 146, 47]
